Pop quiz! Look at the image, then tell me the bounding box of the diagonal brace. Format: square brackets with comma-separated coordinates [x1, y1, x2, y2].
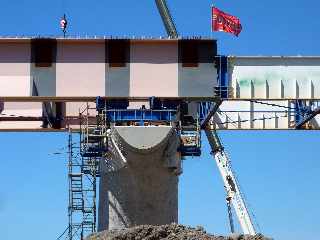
[296, 107, 320, 129]
[201, 99, 222, 129]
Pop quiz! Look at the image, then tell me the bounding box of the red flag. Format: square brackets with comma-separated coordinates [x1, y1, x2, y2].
[212, 7, 242, 37]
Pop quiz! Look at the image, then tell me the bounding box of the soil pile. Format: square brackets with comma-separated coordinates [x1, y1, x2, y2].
[86, 224, 271, 240]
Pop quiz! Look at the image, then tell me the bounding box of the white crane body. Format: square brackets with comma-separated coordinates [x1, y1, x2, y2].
[205, 130, 256, 235]
[214, 150, 256, 235]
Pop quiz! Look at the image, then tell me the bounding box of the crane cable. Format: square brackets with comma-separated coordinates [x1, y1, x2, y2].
[248, 99, 297, 111]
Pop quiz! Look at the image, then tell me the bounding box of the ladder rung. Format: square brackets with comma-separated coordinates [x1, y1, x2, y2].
[71, 189, 82, 192]
[72, 198, 82, 200]
[71, 190, 82, 193]
[71, 184, 82, 187]
[71, 207, 83, 210]
[83, 221, 94, 225]
[69, 173, 82, 177]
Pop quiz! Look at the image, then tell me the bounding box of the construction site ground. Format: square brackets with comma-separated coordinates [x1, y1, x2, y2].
[86, 224, 271, 240]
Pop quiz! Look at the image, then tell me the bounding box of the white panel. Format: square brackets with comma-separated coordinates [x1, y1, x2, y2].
[254, 80, 267, 99]
[0, 105, 42, 129]
[215, 99, 320, 129]
[268, 78, 281, 98]
[1, 103, 42, 115]
[66, 102, 96, 116]
[218, 101, 252, 129]
[230, 57, 320, 99]
[312, 79, 320, 98]
[264, 113, 276, 129]
[56, 42, 105, 97]
[234, 79, 250, 98]
[0, 42, 31, 77]
[179, 63, 218, 97]
[0, 122, 42, 129]
[0, 76, 30, 96]
[282, 78, 295, 98]
[130, 42, 178, 97]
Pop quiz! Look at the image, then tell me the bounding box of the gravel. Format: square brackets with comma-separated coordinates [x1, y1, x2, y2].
[86, 224, 271, 240]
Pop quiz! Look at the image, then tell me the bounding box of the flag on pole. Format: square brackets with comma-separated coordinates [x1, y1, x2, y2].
[212, 7, 242, 37]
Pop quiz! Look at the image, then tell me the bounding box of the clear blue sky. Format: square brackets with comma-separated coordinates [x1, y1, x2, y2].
[0, 0, 320, 240]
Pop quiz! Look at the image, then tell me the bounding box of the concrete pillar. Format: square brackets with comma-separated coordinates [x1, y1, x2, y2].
[98, 126, 181, 231]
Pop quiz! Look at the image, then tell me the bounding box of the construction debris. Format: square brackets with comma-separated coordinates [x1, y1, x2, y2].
[85, 224, 271, 240]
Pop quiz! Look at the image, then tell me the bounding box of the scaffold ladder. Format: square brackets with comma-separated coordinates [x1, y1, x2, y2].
[67, 104, 106, 240]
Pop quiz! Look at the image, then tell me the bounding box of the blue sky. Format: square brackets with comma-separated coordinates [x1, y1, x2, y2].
[0, 0, 320, 240]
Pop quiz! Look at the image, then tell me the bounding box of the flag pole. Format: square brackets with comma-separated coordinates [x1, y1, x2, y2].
[210, 4, 214, 39]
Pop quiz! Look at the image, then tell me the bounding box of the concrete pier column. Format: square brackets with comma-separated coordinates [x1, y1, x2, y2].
[98, 126, 181, 231]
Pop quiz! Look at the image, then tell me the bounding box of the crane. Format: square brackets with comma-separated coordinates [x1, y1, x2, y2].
[154, 1, 257, 235]
[154, 0, 179, 38]
[205, 130, 256, 235]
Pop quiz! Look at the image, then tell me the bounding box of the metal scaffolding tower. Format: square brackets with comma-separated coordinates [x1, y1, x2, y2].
[67, 104, 107, 240]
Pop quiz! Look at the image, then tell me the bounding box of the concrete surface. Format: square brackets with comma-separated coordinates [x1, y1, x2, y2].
[98, 126, 181, 231]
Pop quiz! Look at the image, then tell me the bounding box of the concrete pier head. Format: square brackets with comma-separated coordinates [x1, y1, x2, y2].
[98, 126, 181, 230]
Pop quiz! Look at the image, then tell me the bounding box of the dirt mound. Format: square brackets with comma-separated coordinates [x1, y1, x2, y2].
[86, 224, 271, 240]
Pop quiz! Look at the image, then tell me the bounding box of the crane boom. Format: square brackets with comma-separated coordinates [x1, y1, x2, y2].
[155, 0, 178, 38]
[154, 1, 256, 234]
[205, 130, 256, 235]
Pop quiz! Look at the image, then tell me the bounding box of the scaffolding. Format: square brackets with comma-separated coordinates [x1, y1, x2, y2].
[67, 103, 108, 240]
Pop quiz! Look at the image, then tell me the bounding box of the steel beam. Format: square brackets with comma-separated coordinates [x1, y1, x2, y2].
[0, 96, 222, 102]
[0, 97, 320, 102]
